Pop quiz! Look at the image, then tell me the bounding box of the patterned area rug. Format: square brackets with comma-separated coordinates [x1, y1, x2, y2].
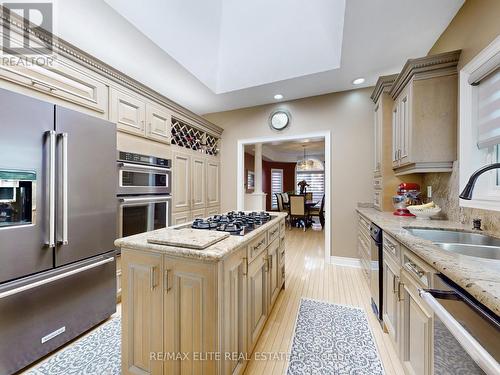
[287, 299, 385, 375]
[25, 317, 121, 375]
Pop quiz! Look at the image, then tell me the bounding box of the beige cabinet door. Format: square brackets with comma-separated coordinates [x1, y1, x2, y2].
[191, 156, 206, 210]
[171, 211, 191, 226]
[223, 249, 248, 375]
[399, 86, 411, 166]
[206, 206, 220, 217]
[206, 159, 220, 207]
[247, 251, 268, 354]
[392, 101, 400, 168]
[0, 40, 107, 113]
[110, 87, 146, 136]
[146, 103, 172, 144]
[121, 250, 163, 375]
[172, 152, 191, 212]
[267, 239, 280, 309]
[191, 208, 206, 220]
[383, 257, 400, 353]
[374, 102, 382, 175]
[400, 271, 433, 375]
[163, 258, 217, 375]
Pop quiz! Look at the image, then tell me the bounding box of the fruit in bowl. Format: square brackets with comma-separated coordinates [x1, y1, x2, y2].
[407, 202, 441, 220]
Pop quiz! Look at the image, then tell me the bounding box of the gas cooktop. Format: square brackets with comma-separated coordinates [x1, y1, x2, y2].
[191, 211, 274, 236]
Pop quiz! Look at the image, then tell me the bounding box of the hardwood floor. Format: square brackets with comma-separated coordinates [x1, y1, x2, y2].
[243, 227, 405, 375]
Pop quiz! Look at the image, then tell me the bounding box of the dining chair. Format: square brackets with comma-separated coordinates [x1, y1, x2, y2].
[275, 193, 285, 212]
[309, 194, 325, 229]
[289, 194, 307, 231]
[281, 192, 289, 204]
[305, 192, 313, 201]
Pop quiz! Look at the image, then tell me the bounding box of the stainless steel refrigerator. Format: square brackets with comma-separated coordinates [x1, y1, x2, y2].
[0, 89, 117, 374]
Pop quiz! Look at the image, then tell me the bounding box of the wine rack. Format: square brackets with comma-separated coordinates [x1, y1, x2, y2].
[171, 118, 219, 156]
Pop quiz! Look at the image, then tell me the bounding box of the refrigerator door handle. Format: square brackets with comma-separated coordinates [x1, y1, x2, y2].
[419, 289, 500, 375]
[46, 130, 56, 247]
[0, 257, 114, 299]
[59, 132, 69, 245]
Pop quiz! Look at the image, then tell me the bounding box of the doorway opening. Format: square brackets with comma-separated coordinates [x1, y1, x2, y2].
[237, 131, 331, 261]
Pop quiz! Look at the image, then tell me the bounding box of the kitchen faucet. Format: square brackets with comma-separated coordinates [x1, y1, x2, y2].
[459, 163, 500, 200]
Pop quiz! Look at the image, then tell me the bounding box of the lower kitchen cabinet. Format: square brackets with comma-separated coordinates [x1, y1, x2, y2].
[163, 257, 218, 375]
[267, 238, 280, 308]
[247, 250, 268, 354]
[121, 250, 163, 375]
[382, 254, 401, 353]
[223, 249, 248, 375]
[400, 270, 433, 375]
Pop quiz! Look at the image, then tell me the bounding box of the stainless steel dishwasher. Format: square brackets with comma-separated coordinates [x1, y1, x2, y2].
[420, 274, 500, 375]
[370, 223, 383, 322]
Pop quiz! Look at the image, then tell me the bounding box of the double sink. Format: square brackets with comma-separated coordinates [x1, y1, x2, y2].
[405, 228, 500, 261]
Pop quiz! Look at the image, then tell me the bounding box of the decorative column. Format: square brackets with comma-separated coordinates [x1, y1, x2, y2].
[254, 143, 263, 194]
[244, 143, 267, 211]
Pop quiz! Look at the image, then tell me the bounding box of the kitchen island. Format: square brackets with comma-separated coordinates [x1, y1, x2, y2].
[114, 212, 287, 375]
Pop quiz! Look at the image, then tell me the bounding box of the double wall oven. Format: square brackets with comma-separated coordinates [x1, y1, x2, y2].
[117, 151, 172, 238]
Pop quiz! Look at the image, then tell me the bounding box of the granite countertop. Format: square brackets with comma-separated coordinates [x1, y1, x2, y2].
[114, 212, 287, 262]
[356, 207, 500, 316]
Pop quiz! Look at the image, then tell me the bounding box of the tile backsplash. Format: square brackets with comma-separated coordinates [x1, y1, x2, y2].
[423, 161, 500, 234]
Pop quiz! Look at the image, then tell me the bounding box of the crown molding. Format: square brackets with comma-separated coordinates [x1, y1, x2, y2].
[370, 74, 398, 103]
[389, 50, 461, 100]
[0, 6, 223, 136]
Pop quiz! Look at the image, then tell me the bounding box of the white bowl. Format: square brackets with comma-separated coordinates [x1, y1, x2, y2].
[407, 206, 441, 220]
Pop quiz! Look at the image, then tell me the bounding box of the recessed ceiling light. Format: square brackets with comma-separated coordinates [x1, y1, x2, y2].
[274, 94, 284, 100]
[352, 78, 365, 85]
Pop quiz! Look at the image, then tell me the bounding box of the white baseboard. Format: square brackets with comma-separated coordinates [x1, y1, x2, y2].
[329, 256, 361, 268]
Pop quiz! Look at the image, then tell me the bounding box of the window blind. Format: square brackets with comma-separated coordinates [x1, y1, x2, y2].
[271, 169, 283, 209]
[296, 171, 325, 204]
[476, 68, 500, 149]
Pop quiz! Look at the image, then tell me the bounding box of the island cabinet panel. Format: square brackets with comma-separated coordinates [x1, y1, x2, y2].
[164, 258, 218, 375]
[222, 249, 248, 375]
[267, 238, 280, 309]
[247, 250, 268, 354]
[121, 250, 164, 375]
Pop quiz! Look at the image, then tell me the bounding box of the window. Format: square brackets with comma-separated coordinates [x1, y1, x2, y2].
[270, 169, 283, 209]
[459, 36, 500, 211]
[247, 171, 255, 191]
[296, 170, 325, 204]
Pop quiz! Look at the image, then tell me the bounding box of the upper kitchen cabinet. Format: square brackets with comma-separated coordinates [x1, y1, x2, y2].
[389, 50, 460, 175]
[0, 29, 107, 114]
[110, 87, 146, 136]
[371, 74, 402, 211]
[146, 102, 172, 143]
[110, 86, 173, 144]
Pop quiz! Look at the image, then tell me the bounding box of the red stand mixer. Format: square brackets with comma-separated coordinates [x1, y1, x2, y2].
[392, 183, 421, 216]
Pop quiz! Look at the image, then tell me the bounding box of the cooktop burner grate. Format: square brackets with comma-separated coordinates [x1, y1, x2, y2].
[191, 211, 273, 235]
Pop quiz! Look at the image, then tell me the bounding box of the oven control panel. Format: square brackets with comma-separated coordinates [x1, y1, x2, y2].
[118, 151, 171, 168]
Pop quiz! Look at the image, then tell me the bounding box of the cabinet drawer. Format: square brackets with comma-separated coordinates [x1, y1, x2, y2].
[267, 223, 280, 245]
[0, 53, 106, 113]
[247, 233, 268, 262]
[373, 176, 382, 190]
[383, 233, 401, 263]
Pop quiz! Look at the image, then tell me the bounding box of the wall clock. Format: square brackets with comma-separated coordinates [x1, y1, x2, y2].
[269, 109, 291, 131]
